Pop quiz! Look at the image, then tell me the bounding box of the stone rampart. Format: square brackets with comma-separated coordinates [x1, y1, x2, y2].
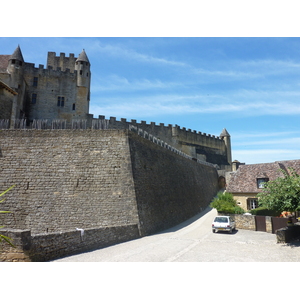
[128, 131, 219, 236]
[0, 129, 139, 234]
[0, 129, 219, 260]
[99, 115, 229, 167]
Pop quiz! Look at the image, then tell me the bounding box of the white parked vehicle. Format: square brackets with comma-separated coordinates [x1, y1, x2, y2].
[212, 216, 235, 234]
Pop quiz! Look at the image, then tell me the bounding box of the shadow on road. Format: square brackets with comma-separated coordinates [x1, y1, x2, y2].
[284, 239, 300, 248]
[213, 229, 239, 235]
[158, 206, 214, 234]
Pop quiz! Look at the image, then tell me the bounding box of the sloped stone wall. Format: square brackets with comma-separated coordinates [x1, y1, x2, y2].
[128, 132, 219, 236]
[0, 129, 220, 260]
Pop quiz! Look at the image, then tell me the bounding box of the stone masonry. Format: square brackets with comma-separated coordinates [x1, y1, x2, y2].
[0, 129, 219, 261]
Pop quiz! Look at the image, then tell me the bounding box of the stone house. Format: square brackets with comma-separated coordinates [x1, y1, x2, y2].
[226, 160, 300, 211]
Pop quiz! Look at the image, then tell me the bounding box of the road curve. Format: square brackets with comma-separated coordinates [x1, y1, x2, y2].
[52, 207, 300, 262]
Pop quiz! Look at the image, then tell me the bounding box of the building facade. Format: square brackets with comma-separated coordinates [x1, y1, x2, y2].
[0, 46, 92, 127]
[226, 160, 300, 211]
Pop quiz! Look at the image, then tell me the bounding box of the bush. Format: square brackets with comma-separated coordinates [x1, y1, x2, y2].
[250, 207, 280, 216]
[210, 192, 245, 214]
[257, 168, 300, 214]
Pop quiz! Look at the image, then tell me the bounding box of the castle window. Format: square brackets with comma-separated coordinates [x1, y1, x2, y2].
[33, 77, 38, 87]
[257, 178, 269, 189]
[86, 72, 89, 77]
[72, 103, 76, 110]
[57, 96, 65, 107]
[11, 59, 16, 64]
[32, 93, 37, 104]
[80, 70, 83, 75]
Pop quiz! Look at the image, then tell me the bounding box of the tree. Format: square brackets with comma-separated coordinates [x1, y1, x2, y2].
[210, 192, 245, 214]
[0, 185, 15, 247]
[257, 168, 300, 214]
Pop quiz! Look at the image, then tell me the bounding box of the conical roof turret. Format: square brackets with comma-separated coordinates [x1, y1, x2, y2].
[220, 128, 230, 137]
[76, 49, 89, 63]
[10, 45, 24, 62]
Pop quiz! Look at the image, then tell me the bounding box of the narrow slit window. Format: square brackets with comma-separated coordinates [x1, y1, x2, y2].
[32, 93, 37, 104]
[33, 77, 38, 87]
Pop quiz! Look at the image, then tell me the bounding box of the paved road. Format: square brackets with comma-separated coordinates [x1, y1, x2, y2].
[52, 207, 300, 262]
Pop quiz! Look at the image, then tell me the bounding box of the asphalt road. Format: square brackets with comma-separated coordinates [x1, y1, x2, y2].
[52, 207, 300, 262]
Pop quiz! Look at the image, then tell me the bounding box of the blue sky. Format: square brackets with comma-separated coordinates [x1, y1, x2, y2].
[2, 37, 300, 165]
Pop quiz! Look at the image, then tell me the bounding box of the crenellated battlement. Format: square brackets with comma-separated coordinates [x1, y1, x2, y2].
[96, 115, 230, 168]
[24, 61, 78, 77]
[47, 51, 77, 72]
[98, 115, 222, 140]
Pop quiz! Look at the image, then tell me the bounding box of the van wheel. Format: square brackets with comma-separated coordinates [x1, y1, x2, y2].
[212, 229, 216, 233]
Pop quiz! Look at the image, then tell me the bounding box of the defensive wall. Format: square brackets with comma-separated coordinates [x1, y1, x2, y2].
[0, 128, 219, 261]
[99, 115, 229, 169]
[0, 116, 231, 170]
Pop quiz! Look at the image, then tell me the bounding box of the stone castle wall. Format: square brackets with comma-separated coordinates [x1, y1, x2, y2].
[0, 130, 139, 234]
[0, 88, 13, 119]
[99, 115, 229, 168]
[128, 131, 219, 236]
[0, 129, 219, 260]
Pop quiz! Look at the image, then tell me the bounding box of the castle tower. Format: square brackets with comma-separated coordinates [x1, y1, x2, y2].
[220, 128, 232, 168]
[7, 45, 24, 89]
[74, 49, 91, 118]
[7, 45, 26, 125]
[75, 49, 90, 87]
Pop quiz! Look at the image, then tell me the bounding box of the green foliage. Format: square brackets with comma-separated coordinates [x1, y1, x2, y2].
[0, 185, 15, 247]
[250, 206, 280, 216]
[257, 168, 300, 213]
[210, 192, 245, 214]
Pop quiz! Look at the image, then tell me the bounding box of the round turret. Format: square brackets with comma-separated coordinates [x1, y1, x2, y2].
[75, 49, 91, 87]
[7, 45, 25, 88]
[74, 49, 91, 118]
[220, 128, 232, 167]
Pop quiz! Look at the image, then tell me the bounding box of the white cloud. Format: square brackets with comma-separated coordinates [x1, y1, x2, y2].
[232, 148, 300, 164]
[232, 131, 300, 139]
[92, 41, 188, 67]
[90, 89, 300, 118]
[92, 75, 181, 92]
[234, 136, 300, 147]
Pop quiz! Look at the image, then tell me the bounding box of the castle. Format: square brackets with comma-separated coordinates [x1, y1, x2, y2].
[0, 45, 92, 126]
[0, 46, 231, 261]
[0, 46, 232, 172]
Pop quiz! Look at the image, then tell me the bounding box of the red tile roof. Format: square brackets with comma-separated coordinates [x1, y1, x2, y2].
[227, 160, 300, 194]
